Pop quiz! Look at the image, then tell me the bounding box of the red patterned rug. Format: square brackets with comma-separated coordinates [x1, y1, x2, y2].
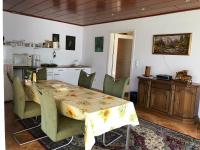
[130, 119, 200, 150]
[21, 118, 200, 150]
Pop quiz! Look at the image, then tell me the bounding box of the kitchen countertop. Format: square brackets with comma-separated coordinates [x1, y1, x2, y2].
[53, 65, 90, 68]
[13, 65, 90, 69]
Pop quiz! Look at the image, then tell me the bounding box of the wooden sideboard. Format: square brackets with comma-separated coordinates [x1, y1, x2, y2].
[137, 76, 200, 124]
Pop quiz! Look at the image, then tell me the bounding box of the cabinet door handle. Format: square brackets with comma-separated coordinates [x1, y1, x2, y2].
[47, 72, 53, 73]
[54, 74, 60, 75]
[75, 69, 81, 71]
[58, 69, 64, 71]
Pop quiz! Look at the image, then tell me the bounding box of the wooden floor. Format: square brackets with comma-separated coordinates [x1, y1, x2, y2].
[136, 107, 200, 139]
[5, 102, 45, 150]
[5, 102, 200, 150]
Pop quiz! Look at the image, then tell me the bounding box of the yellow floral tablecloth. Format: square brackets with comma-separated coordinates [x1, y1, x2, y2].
[36, 80, 139, 150]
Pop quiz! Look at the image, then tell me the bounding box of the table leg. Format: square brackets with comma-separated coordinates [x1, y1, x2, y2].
[125, 125, 130, 150]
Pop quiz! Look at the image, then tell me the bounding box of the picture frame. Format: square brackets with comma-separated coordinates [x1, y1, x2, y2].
[66, 35, 76, 50]
[95, 36, 104, 52]
[52, 34, 59, 42]
[152, 33, 192, 55]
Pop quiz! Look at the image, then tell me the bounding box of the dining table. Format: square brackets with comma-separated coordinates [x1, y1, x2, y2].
[35, 80, 139, 150]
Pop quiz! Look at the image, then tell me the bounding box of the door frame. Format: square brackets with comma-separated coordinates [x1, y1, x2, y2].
[107, 32, 134, 78]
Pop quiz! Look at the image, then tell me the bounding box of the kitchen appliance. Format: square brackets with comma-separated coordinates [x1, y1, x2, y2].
[32, 54, 40, 67]
[13, 53, 32, 66]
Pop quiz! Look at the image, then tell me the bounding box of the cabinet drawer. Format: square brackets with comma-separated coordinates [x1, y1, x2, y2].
[53, 68, 65, 72]
[151, 80, 172, 90]
[47, 68, 54, 73]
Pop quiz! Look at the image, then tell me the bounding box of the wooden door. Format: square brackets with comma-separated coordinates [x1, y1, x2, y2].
[115, 38, 133, 79]
[137, 78, 151, 108]
[150, 88, 170, 113]
[173, 86, 185, 117]
[174, 85, 197, 119]
[183, 87, 196, 118]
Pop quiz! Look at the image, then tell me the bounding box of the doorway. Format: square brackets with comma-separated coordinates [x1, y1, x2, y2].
[107, 32, 134, 99]
[107, 32, 133, 79]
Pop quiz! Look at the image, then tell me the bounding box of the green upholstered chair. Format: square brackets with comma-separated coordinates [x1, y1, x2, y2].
[36, 68, 47, 80]
[24, 69, 33, 80]
[102, 74, 130, 146]
[39, 88, 84, 149]
[78, 69, 95, 89]
[103, 74, 130, 99]
[12, 76, 46, 145]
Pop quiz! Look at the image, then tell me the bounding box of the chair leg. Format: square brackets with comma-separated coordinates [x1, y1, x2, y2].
[103, 131, 122, 146]
[32, 116, 39, 124]
[53, 136, 74, 150]
[12, 124, 47, 145]
[13, 124, 41, 134]
[125, 125, 131, 150]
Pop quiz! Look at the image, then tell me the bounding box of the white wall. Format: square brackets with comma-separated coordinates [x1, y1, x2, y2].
[3, 10, 200, 116]
[3, 12, 84, 65]
[82, 10, 200, 116]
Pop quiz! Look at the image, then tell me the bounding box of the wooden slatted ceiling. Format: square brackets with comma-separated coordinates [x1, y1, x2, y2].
[3, 0, 200, 26]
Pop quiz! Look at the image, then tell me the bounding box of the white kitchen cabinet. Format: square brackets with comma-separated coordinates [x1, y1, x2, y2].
[46, 68, 91, 85]
[53, 68, 68, 83]
[65, 68, 91, 85]
[62, 68, 77, 85]
[47, 68, 54, 80]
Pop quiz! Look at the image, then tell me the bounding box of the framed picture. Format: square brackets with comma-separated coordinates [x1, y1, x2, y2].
[152, 33, 192, 55]
[52, 34, 59, 42]
[66, 35, 76, 50]
[95, 36, 104, 52]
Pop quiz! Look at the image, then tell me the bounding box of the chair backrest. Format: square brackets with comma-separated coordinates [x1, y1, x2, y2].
[78, 70, 96, 89]
[7, 72, 13, 84]
[13, 76, 26, 118]
[24, 69, 33, 80]
[103, 74, 130, 98]
[38, 87, 58, 141]
[36, 68, 47, 80]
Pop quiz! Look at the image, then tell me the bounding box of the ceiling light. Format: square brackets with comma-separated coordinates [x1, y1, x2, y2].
[112, 13, 115, 16]
[185, 0, 191, 2]
[141, 7, 145, 11]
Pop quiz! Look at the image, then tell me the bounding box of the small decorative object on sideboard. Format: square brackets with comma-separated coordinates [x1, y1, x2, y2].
[175, 70, 192, 84]
[156, 74, 172, 80]
[144, 66, 151, 77]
